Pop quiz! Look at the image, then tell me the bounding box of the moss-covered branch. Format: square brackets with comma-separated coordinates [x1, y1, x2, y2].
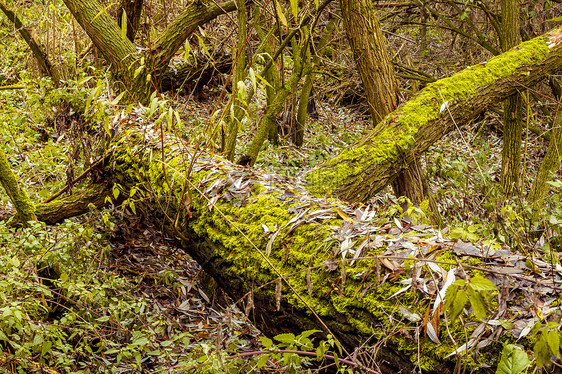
[306, 26, 562, 203]
[0, 147, 35, 224]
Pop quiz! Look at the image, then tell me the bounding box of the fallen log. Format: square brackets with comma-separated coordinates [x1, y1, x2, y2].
[81, 123, 557, 373]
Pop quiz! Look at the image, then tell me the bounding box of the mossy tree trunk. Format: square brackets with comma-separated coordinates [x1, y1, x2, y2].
[528, 103, 562, 215]
[84, 127, 434, 373]
[305, 27, 562, 203]
[223, 0, 248, 161]
[0, 147, 36, 225]
[62, 0, 235, 104]
[499, 0, 523, 196]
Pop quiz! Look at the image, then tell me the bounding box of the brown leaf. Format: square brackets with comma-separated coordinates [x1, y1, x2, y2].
[275, 279, 282, 311]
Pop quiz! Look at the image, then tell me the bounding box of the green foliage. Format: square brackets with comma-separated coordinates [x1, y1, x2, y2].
[444, 274, 497, 321]
[497, 344, 530, 374]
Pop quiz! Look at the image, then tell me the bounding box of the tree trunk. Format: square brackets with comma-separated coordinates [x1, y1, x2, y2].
[340, 0, 398, 125]
[0, 147, 36, 225]
[94, 128, 441, 373]
[528, 105, 562, 213]
[0, 0, 57, 82]
[500, 0, 523, 195]
[340, 0, 429, 205]
[223, 0, 248, 161]
[118, 0, 143, 42]
[305, 27, 562, 203]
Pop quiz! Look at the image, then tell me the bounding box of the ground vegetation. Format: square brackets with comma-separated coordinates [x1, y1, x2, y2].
[1, 1, 562, 373]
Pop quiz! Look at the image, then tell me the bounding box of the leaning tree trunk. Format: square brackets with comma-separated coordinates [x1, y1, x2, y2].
[62, 0, 235, 104]
[0, 0, 57, 82]
[0, 147, 35, 225]
[305, 26, 562, 203]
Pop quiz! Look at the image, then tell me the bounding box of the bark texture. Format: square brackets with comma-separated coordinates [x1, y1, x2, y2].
[500, 0, 523, 195]
[306, 27, 562, 203]
[118, 0, 144, 42]
[340, 0, 399, 125]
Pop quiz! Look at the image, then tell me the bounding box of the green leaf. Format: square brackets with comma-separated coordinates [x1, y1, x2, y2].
[534, 333, 552, 368]
[496, 344, 530, 374]
[449, 288, 467, 321]
[257, 354, 269, 369]
[196, 34, 215, 63]
[469, 275, 497, 292]
[133, 65, 144, 79]
[547, 329, 560, 358]
[110, 92, 126, 105]
[93, 2, 118, 21]
[260, 336, 273, 349]
[545, 16, 562, 22]
[41, 340, 52, 357]
[274, 0, 287, 27]
[316, 343, 327, 360]
[249, 67, 257, 93]
[121, 11, 128, 41]
[275, 333, 296, 344]
[254, 70, 273, 88]
[467, 286, 487, 319]
[132, 337, 148, 346]
[289, 0, 298, 20]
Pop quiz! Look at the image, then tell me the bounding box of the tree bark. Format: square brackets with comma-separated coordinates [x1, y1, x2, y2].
[340, 0, 399, 125]
[118, 0, 144, 42]
[305, 27, 562, 203]
[500, 0, 523, 195]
